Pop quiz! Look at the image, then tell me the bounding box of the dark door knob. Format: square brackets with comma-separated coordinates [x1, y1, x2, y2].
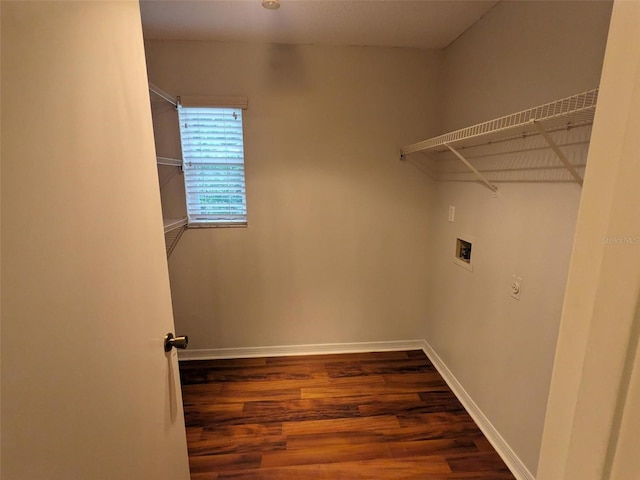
[164, 332, 189, 352]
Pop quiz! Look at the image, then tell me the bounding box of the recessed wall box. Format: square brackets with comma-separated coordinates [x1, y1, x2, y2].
[453, 237, 473, 272]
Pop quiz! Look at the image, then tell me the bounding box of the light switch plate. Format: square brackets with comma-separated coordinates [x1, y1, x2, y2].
[448, 206, 455, 222]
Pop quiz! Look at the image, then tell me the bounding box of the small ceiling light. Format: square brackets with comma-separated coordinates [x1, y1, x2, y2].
[262, 0, 280, 9]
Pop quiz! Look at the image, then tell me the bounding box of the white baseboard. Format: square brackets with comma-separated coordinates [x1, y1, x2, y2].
[178, 339, 426, 361]
[421, 340, 535, 480]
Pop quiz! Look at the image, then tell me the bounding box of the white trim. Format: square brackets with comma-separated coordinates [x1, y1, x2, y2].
[177, 339, 425, 361]
[421, 340, 535, 480]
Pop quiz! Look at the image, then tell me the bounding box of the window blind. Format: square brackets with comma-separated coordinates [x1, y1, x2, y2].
[178, 106, 247, 225]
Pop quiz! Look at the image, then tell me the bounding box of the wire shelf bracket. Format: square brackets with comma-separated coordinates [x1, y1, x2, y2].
[148, 82, 177, 107]
[444, 143, 498, 193]
[159, 167, 182, 191]
[532, 121, 584, 186]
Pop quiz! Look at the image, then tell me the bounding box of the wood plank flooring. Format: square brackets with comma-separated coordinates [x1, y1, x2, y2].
[179, 350, 516, 479]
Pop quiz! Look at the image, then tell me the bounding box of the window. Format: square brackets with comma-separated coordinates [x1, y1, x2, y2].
[178, 105, 247, 226]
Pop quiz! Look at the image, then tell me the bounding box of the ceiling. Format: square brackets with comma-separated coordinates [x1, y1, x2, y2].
[140, 0, 500, 50]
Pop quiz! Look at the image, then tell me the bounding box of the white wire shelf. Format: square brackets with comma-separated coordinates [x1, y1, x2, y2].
[157, 156, 182, 167]
[163, 217, 188, 234]
[400, 89, 598, 191]
[402, 89, 598, 155]
[150, 81, 186, 258]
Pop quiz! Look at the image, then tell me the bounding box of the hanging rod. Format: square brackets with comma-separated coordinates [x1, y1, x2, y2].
[148, 82, 177, 107]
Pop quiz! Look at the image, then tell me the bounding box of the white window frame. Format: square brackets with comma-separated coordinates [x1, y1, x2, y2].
[177, 96, 249, 227]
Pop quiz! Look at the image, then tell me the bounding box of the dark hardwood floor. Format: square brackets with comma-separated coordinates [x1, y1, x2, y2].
[179, 350, 516, 479]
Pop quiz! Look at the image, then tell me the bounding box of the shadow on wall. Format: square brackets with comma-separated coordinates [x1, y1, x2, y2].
[266, 43, 310, 92]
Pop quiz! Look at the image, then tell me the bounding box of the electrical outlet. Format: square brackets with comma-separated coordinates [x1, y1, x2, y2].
[510, 276, 522, 300]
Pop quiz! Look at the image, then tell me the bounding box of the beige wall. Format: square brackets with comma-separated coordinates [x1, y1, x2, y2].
[441, 0, 612, 132]
[428, 182, 582, 473]
[145, 41, 441, 349]
[429, 0, 612, 475]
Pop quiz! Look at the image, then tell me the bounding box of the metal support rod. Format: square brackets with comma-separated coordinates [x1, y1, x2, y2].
[444, 143, 498, 193]
[159, 167, 181, 191]
[532, 121, 584, 186]
[148, 82, 177, 107]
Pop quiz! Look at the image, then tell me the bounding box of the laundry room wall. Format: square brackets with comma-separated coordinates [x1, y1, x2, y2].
[145, 41, 441, 350]
[428, 0, 613, 474]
